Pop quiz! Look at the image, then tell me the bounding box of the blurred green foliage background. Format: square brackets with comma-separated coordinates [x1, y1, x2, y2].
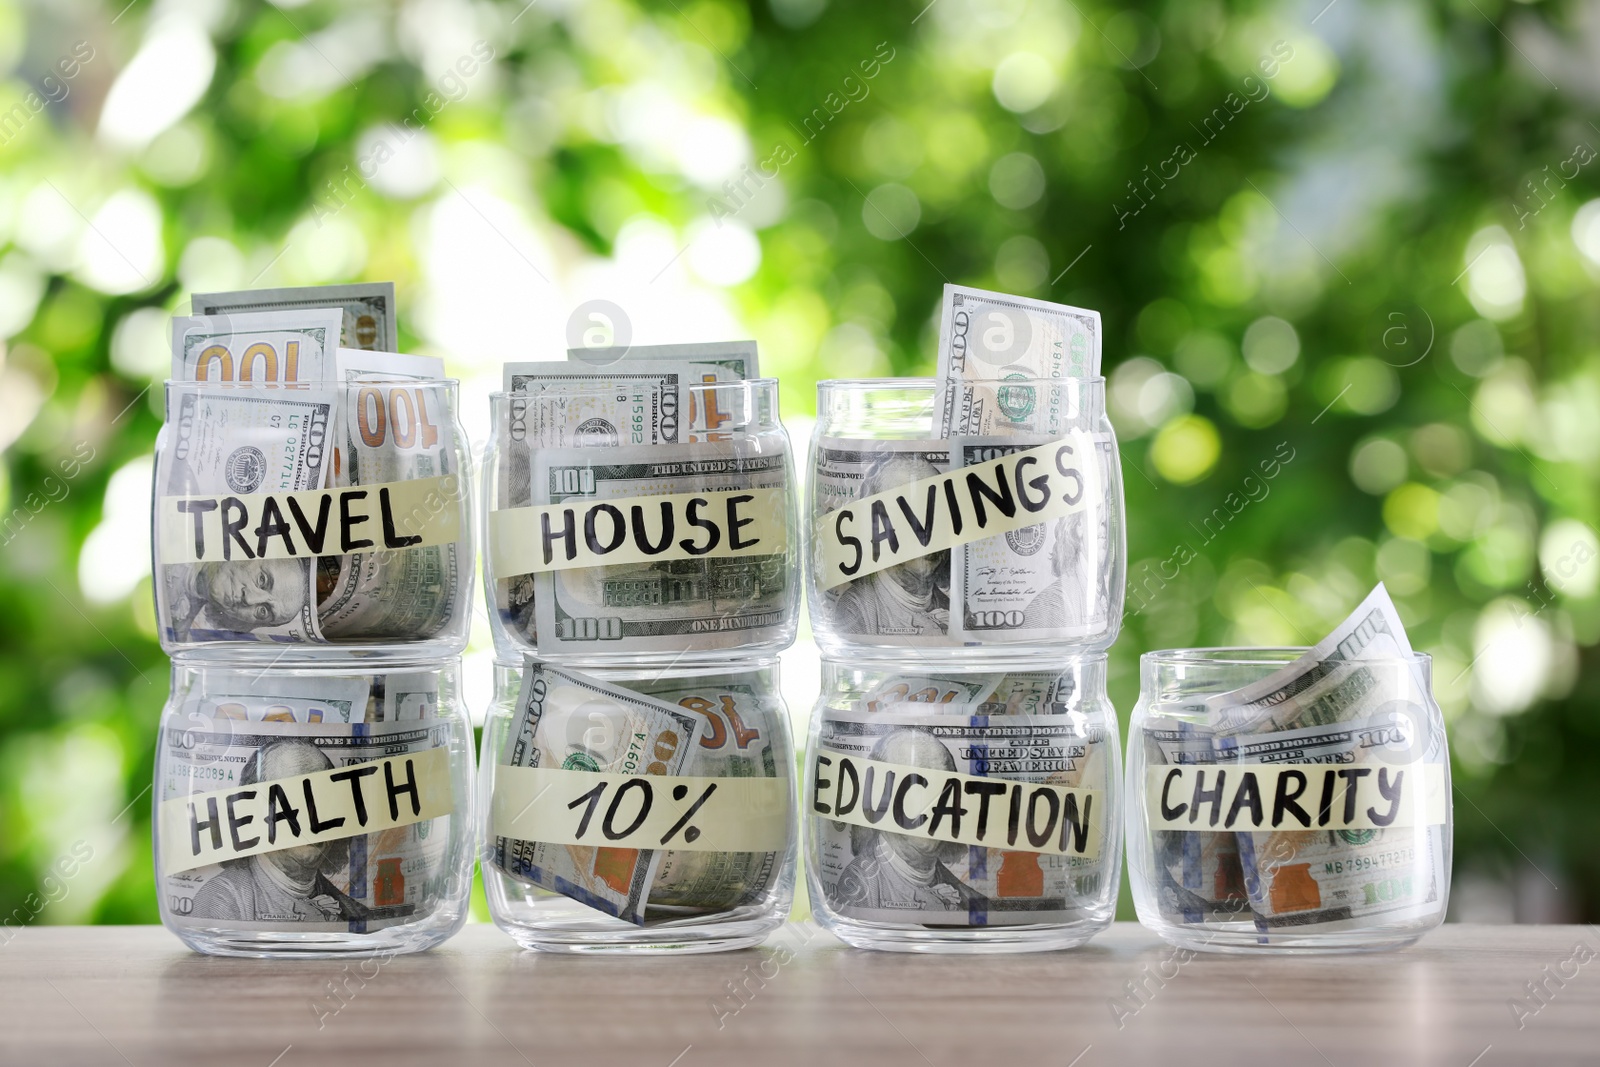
[1, 0, 1597, 928]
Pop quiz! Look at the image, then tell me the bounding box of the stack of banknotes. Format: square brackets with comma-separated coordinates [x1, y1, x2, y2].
[491, 340, 792, 656]
[156, 282, 466, 645]
[812, 283, 1119, 647]
[158, 667, 461, 933]
[1142, 584, 1450, 935]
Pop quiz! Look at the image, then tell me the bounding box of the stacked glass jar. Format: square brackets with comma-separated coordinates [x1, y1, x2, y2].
[803, 377, 1126, 952]
[478, 364, 800, 953]
[150, 326, 478, 957]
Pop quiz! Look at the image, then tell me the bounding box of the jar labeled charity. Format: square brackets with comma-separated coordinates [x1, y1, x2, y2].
[1126, 649, 1452, 953]
[152, 379, 474, 662]
[480, 656, 797, 952]
[804, 653, 1121, 952]
[481, 378, 798, 665]
[153, 658, 476, 956]
[808, 378, 1124, 660]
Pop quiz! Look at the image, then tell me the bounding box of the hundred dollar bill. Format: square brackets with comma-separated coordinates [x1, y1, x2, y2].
[1203, 583, 1415, 736]
[187, 672, 370, 725]
[811, 438, 953, 645]
[948, 436, 1113, 647]
[157, 386, 336, 644]
[1181, 585, 1447, 934]
[192, 282, 397, 352]
[630, 672, 789, 912]
[505, 361, 745, 440]
[316, 350, 461, 641]
[847, 672, 1068, 716]
[1142, 723, 1253, 925]
[171, 309, 342, 384]
[568, 339, 760, 380]
[489, 661, 705, 926]
[161, 712, 456, 933]
[379, 671, 443, 723]
[935, 285, 1101, 437]
[528, 443, 792, 654]
[1215, 657, 1448, 934]
[813, 706, 1111, 925]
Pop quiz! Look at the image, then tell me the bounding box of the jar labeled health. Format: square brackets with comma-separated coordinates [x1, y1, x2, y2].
[154, 658, 476, 956]
[804, 653, 1121, 952]
[807, 378, 1124, 659]
[481, 656, 797, 952]
[1126, 649, 1452, 953]
[481, 378, 798, 666]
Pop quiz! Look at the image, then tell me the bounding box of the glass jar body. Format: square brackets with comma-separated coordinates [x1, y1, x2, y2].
[1125, 649, 1452, 953]
[804, 653, 1121, 953]
[153, 379, 476, 664]
[807, 378, 1125, 662]
[481, 379, 799, 667]
[480, 658, 798, 953]
[154, 657, 476, 957]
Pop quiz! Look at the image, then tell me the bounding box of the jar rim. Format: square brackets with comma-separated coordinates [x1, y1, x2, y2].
[489, 376, 779, 400]
[1141, 646, 1433, 667]
[817, 375, 1107, 388]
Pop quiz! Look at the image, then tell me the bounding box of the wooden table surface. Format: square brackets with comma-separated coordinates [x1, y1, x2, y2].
[2, 923, 1596, 1066]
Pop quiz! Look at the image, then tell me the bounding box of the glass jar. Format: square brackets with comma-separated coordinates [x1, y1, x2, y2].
[153, 658, 476, 957]
[804, 653, 1121, 952]
[481, 378, 799, 667]
[1126, 649, 1452, 953]
[152, 379, 475, 663]
[480, 656, 797, 953]
[807, 377, 1124, 661]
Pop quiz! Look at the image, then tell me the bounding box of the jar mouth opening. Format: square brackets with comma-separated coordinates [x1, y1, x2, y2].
[1142, 647, 1433, 667]
[488, 377, 779, 401]
[817, 376, 1108, 388]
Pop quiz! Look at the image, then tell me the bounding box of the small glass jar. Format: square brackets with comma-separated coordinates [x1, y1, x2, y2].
[481, 378, 799, 667]
[480, 656, 798, 953]
[1126, 649, 1452, 953]
[152, 379, 475, 663]
[804, 653, 1121, 952]
[807, 377, 1124, 661]
[153, 658, 476, 957]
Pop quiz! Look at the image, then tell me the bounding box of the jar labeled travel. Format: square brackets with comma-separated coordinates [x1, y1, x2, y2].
[808, 378, 1124, 659]
[482, 377, 798, 665]
[152, 377, 474, 660]
[481, 656, 797, 952]
[1126, 595, 1452, 952]
[153, 659, 476, 956]
[804, 654, 1121, 952]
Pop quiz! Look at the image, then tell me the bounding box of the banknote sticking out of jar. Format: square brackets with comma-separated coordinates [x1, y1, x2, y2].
[153, 659, 476, 957]
[803, 653, 1122, 953]
[480, 656, 799, 953]
[1125, 584, 1453, 953]
[482, 361, 799, 667]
